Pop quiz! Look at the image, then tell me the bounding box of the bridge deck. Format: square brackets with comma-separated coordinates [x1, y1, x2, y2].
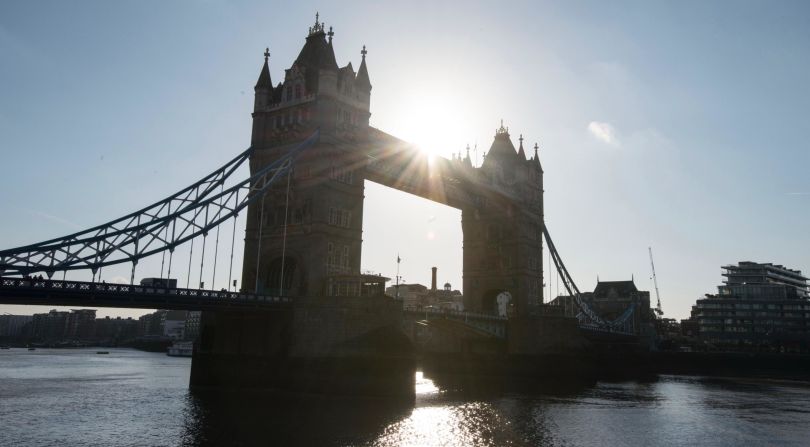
[0, 278, 291, 311]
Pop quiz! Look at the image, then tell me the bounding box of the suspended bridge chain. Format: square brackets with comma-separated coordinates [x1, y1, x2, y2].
[0, 130, 320, 278]
[543, 225, 636, 333]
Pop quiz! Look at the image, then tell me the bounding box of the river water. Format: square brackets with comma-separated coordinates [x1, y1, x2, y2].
[1, 348, 810, 446]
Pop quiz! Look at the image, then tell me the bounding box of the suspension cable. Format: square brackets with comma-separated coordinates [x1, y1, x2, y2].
[186, 237, 195, 288]
[160, 202, 171, 280]
[96, 241, 104, 281]
[198, 205, 209, 289]
[97, 230, 104, 281]
[228, 190, 239, 292]
[210, 183, 224, 290]
[131, 215, 140, 285]
[279, 160, 292, 296]
[254, 178, 266, 294]
[167, 215, 177, 283]
[186, 189, 200, 288]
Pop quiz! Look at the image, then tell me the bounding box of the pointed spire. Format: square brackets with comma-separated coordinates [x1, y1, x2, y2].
[308, 12, 325, 35]
[517, 134, 526, 159]
[255, 47, 272, 89]
[533, 142, 542, 170]
[327, 26, 334, 44]
[496, 119, 509, 136]
[356, 45, 371, 90]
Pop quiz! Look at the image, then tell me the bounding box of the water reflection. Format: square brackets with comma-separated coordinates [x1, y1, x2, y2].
[5, 350, 810, 446]
[180, 390, 411, 446]
[179, 371, 592, 447]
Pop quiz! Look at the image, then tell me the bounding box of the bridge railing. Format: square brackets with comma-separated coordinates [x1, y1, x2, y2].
[0, 277, 291, 305]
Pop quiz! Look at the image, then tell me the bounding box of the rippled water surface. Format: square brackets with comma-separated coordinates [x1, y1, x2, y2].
[2, 348, 810, 446]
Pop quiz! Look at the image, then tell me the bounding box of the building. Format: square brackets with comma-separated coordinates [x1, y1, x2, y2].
[163, 310, 188, 339]
[688, 261, 810, 350]
[241, 16, 372, 297]
[386, 283, 429, 308]
[138, 311, 165, 337]
[550, 279, 654, 334]
[30, 309, 69, 341]
[95, 316, 138, 343]
[64, 309, 97, 340]
[27, 309, 100, 341]
[0, 315, 32, 339]
[184, 311, 202, 341]
[385, 267, 464, 311]
[137, 309, 189, 339]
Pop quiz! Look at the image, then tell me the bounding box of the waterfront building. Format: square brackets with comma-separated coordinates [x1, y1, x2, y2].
[137, 309, 190, 339]
[0, 315, 32, 338]
[138, 310, 165, 336]
[163, 310, 188, 339]
[64, 309, 97, 340]
[184, 311, 201, 341]
[95, 316, 138, 343]
[689, 261, 810, 350]
[30, 309, 69, 341]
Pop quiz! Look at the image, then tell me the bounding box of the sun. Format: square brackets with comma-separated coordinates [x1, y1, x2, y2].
[385, 90, 472, 161]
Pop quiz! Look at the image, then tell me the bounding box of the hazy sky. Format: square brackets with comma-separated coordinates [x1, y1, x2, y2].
[1, 1, 809, 320]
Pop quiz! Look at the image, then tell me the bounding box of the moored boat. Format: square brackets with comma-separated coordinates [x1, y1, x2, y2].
[167, 341, 193, 357]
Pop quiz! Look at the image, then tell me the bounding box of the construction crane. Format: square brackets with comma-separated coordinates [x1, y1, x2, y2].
[649, 247, 663, 316]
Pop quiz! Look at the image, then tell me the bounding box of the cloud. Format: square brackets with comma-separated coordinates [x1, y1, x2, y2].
[786, 192, 810, 196]
[588, 121, 620, 147]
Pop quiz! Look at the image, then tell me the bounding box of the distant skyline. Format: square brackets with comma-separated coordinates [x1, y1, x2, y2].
[2, 1, 810, 320]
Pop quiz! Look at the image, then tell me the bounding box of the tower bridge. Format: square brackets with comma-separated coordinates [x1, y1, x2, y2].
[0, 15, 639, 396]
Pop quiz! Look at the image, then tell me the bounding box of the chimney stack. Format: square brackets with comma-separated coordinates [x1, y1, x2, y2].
[431, 267, 437, 292]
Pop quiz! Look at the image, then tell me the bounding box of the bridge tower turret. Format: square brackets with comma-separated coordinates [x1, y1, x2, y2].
[242, 15, 372, 297]
[461, 122, 544, 317]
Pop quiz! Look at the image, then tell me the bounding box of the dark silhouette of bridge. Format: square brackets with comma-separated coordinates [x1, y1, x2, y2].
[0, 14, 641, 395]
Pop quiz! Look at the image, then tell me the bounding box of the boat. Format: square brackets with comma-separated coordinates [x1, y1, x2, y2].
[27, 347, 36, 351]
[96, 351, 110, 355]
[167, 341, 193, 357]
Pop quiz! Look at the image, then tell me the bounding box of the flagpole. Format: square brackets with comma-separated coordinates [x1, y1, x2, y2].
[395, 254, 401, 300]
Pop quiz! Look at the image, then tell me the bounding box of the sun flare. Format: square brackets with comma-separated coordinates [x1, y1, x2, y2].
[387, 92, 473, 161]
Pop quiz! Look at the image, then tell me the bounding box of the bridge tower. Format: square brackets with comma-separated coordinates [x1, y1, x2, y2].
[242, 15, 372, 296]
[461, 125, 544, 316]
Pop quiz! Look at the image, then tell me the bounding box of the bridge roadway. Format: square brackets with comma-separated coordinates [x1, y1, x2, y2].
[0, 277, 291, 311]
